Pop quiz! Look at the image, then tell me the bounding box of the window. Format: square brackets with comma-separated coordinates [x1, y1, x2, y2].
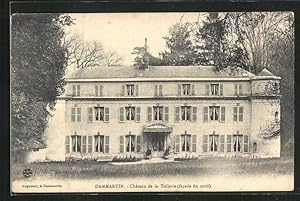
[120, 106, 140, 122]
[209, 106, 220, 121]
[175, 134, 197, 152]
[233, 134, 243, 152]
[204, 106, 225, 122]
[253, 142, 257, 153]
[182, 84, 191, 96]
[125, 107, 135, 120]
[181, 134, 191, 152]
[71, 135, 81, 152]
[153, 106, 163, 121]
[209, 133, 219, 152]
[72, 85, 80, 96]
[181, 106, 191, 121]
[154, 84, 163, 96]
[205, 84, 223, 96]
[71, 107, 81, 122]
[233, 106, 243, 121]
[94, 135, 104, 153]
[175, 106, 197, 122]
[234, 84, 243, 95]
[178, 84, 194, 96]
[95, 85, 103, 97]
[95, 107, 104, 121]
[119, 135, 137, 152]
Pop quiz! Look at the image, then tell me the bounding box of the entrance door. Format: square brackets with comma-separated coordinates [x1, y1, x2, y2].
[149, 135, 165, 158]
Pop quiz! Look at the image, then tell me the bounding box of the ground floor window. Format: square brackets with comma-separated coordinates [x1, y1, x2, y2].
[175, 134, 197, 152]
[65, 134, 108, 154]
[120, 135, 141, 153]
[72, 135, 81, 152]
[203, 133, 249, 153]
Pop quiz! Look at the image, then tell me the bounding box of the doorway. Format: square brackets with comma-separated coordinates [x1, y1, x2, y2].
[148, 135, 165, 158]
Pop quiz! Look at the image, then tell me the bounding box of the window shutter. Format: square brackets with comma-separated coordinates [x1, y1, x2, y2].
[136, 136, 141, 152]
[77, 108, 81, 122]
[192, 135, 197, 152]
[203, 135, 208, 152]
[136, 107, 141, 122]
[82, 136, 87, 153]
[239, 84, 242, 95]
[175, 135, 180, 152]
[95, 85, 99, 96]
[77, 85, 80, 96]
[154, 85, 158, 96]
[192, 107, 197, 122]
[100, 85, 103, 96]
[164, 107, 169, 122]
[220, 106, 225, 122]
[175, 107, 180, 122]
[88, 136, 93, 153]
[239, 107, 243, 121]
[234, 84, 238, 95]
[147, 107, 153, 122]
[205, 84, 210, 95]
[135, 85, 139, 96]
[65, 136, 70, 153]
[122, 85, 125, 96]
[71, 108, 75, 122]
[72, 85, 76, 96]
[220, 84, 223, 96]
[243, 135, 249, 152]
[104, 107, 109, 122]
[220, 135, 225, 152]
[120, 107, 125, 122]
[191, 84, 195, 95]
[226, 135, 232, 152]
[119, 136, 124, 153]
[159, 84, 163, 96]
[233, 107, 238, 121]
[88, 107, 93, 122]
[105, 136, 109, 153]
[203, 107, 209, 122]
[178, 84, 181, 96]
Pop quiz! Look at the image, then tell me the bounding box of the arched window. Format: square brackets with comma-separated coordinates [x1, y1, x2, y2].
[253, 142, 257, 153]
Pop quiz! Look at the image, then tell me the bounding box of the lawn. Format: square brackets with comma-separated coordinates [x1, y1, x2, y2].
[11, 157, 293, 181]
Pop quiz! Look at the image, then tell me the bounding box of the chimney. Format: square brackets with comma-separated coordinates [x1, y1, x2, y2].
[143, 37, 149, 70]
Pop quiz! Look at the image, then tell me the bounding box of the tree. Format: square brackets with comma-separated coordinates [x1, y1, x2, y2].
[63, 32, 123, 70]
[194, 12, 248, 70]
[103, 50, 123, 67]
[11, 14, 72, 154]
[132, 46, 163, 68]
[230, 12, 292, 74]
[161, 19, 195, 66]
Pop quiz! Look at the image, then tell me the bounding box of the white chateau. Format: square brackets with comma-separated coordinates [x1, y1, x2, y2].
[45, 65, 281, 161]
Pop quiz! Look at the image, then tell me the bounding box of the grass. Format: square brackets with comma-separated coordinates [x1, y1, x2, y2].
[11, 157, 293, 181]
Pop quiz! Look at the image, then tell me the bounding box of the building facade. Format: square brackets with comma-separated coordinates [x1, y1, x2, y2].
[45, 66, 281, 161]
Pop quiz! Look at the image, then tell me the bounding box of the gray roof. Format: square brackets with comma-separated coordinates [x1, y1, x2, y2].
[67, 65, 257, 79]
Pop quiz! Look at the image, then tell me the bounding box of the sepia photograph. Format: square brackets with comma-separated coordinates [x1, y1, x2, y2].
[10, 11, 294, 193]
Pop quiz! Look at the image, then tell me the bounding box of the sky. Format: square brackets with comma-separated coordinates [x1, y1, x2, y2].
[69, 13, 202, 65]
